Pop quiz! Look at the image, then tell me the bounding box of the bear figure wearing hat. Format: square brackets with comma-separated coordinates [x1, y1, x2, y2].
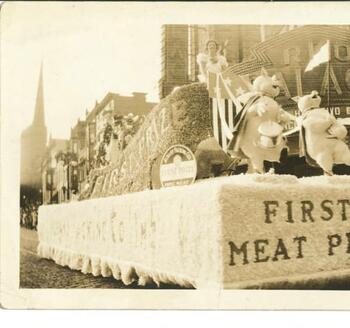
[227, 69, 293, 173]
[296, 90, 350, 175]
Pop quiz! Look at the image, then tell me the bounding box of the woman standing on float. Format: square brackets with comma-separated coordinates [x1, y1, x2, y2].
[197, 40, 228, 83]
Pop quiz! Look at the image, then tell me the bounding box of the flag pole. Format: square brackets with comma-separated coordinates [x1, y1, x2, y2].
[327, 40, 330, 110]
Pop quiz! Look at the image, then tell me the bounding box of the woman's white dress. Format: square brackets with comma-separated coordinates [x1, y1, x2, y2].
[196, 53, 228, 82]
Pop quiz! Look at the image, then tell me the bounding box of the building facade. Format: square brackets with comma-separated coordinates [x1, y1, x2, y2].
[41, 138, 68, 204]
[159, 25, 190, 99]
[40, 91, 157, 205]
[85, 92, 157, 172]
[159, 24, 286, 99]
[69, 119, 86, 194]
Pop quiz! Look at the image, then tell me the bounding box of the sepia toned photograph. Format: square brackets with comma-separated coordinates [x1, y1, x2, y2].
[1, 1, 350, 309]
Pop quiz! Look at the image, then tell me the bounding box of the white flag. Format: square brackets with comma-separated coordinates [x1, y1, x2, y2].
[305, 41, 330, 72]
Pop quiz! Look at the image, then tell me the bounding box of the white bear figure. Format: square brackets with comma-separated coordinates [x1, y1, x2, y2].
[296, 90, 350, 175]
[228, 69, 293, 173]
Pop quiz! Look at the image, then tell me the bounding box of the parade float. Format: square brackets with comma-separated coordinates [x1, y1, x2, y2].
[38, 25, 350, 288]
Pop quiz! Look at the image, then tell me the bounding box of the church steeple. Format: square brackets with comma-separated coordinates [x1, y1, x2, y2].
[21, 62, 48, 189]
[32, 62, 45, 127]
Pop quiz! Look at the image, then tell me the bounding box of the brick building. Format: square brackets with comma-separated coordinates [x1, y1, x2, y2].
[85, 92, 157, 172]
[158, 25, 190, 99]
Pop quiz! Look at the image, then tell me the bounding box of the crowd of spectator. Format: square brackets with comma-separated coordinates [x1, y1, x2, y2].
[20, 199, 40, 230]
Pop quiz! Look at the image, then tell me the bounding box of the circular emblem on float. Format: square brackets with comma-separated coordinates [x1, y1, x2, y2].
[159, 145, 197, 188]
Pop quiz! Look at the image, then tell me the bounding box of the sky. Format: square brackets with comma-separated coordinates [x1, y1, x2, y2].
[1, 2, 162, 139]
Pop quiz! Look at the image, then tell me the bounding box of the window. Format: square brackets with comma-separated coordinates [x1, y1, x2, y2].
[338, 46, 348, 58]
[188, 25, 198, 82]
[334, 43, 350, 61]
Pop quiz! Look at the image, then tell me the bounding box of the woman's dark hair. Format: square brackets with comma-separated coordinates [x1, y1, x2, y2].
[205, 39, 219, 50]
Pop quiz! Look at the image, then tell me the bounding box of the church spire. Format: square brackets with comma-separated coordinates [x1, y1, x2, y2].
[32, 62, 45, 127]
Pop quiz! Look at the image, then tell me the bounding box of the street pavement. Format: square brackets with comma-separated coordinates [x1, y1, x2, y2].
[20, 228, 187, 289]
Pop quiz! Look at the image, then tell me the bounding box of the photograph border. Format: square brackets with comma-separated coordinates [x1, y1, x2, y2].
[2, 1, 350, 309]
